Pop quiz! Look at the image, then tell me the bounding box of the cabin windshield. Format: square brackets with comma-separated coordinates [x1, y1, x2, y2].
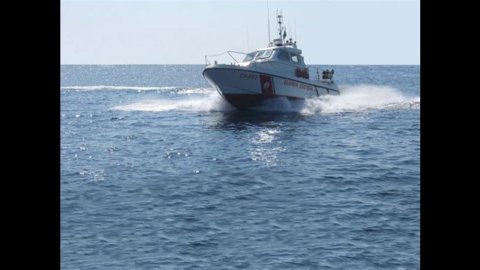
[255, 49, 273, 59]
[242, 52, 256, 62]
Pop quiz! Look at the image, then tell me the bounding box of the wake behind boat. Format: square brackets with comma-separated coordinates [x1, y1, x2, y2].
[202, 11, 339, 109]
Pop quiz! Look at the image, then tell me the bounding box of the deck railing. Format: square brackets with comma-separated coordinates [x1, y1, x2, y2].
[205, 51, 248, 66]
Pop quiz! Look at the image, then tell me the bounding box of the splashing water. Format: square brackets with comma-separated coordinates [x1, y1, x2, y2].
[112, 84, 419, 114]
[301, 84, 419, 115]
[112, 92, 236, 112]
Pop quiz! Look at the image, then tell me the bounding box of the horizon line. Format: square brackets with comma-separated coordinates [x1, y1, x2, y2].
[60, 63, 420, 66]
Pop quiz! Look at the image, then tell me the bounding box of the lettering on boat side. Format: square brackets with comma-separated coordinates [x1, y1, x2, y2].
[283, 79, 313, 91]
[240, 73, 258, 80]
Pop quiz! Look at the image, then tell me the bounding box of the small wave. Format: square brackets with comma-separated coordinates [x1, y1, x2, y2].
[61, 85, 179, 91]
[61, 85, 214, 95]
[176, 88, 214, 95]
[111, 92, 235, 112]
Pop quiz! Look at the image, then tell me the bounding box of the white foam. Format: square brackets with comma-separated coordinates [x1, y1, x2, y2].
[175, 88, 213, 95]
[111, 92, 235, 112]
[300, 84, 420, 115]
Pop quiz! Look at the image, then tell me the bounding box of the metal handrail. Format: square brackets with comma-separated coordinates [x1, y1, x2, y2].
[205, 51, 248, 65]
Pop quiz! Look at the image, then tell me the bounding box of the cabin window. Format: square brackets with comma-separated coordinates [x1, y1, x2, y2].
[291, 54, 299, 63]
[277, 49, 290, 61]
[298, 55, 305, 65]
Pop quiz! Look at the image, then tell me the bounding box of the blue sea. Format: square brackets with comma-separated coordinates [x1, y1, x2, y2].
[61, 65, 420, 269]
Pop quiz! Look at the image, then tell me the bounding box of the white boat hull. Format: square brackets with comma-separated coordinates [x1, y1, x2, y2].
[203, 65, 339, 109]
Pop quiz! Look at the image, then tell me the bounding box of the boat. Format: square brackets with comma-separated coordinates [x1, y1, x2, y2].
[202, 11, 339, 109]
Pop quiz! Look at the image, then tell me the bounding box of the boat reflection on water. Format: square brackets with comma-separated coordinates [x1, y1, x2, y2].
[209, 109, 307, 132]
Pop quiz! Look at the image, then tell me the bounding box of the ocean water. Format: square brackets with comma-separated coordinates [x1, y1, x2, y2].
[61, 65, 420, 269]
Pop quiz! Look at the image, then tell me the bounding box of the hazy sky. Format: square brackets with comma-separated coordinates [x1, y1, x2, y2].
[61, 0, 419, 65]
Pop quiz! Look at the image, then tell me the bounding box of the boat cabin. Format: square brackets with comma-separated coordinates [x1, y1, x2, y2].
[242, 45, 306, 67]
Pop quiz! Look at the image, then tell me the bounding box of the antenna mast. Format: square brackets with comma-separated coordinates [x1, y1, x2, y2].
[267, 0, 271, 43]
[276, 10, 285, 42]
[294, 20, 297, 42]
[246, 26, 250, 51]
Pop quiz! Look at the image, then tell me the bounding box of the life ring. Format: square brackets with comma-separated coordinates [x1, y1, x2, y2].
[303, 68, 309, 79]
[295, 68, 302, 77]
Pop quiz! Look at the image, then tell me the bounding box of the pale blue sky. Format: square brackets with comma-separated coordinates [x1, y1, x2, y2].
[61, 0, 419, 64]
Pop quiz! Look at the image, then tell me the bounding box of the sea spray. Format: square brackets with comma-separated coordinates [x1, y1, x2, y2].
[111, 84, 419, 114]
[112, 91, 235, 112]
[301, 84, 419, 115]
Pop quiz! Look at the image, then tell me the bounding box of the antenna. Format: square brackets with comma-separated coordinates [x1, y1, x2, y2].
[288, 20, 291, 41]
[294, 20, 297, 42]
[267, 0, 271, 43]
[276, 10, 285, 42]
[246, 26, 250, 51]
